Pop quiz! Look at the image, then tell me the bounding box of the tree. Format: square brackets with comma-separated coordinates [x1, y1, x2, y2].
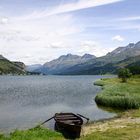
[118, 68, 132, 82]
[127, 65, 140, 75]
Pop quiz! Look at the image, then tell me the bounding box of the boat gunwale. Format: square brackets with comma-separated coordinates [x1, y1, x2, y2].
[54, 113, 84, 126]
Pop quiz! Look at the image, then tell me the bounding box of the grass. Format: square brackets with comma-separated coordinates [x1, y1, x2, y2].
[95, 76, 140, 109]
[80, 124, 140, 140]
[120, 108, 140, 118]
[0, 127, 64, 140]
[81, 109, 140, 140]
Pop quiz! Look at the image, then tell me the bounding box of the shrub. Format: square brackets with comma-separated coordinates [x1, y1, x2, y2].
[118, 68, 132, 82]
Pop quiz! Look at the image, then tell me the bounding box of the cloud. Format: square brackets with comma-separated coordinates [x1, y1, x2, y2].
[47, 0, 123, 16]
[0, 0, 126, 64]
[77, 40, 114, 57]
[119, 16, 140, 21]
[0, 17, 9, 24]
[78, 41, 98, 54]
[0, 13, 81, 64]
[84, 18, 140, 31]
[14, 0, 123, 20]
[48, 42, 66, 49]
[0, 29, 40, 42]
[112, 35, 124, 42]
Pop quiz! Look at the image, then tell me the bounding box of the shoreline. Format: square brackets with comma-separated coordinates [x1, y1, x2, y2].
[82, 109, 140, 137]
[80, 76, 140, 139]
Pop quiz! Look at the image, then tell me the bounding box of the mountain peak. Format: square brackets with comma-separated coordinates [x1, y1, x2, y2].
[58, 54, 80, 60]
[82, 53, 96, 59]
[135, 41, 140, 47]
[126, 41, 140, 48]
[66, 53, 72, 56]
[0, 55, 7, 60]
[107, 47, 125, 56]
[127, 43, 135, 48]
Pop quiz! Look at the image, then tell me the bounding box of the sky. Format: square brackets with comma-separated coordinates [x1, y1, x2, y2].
[0, 0, 140, 64]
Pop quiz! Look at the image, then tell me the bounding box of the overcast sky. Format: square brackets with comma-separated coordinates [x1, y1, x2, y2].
[0, 0, 140, 64]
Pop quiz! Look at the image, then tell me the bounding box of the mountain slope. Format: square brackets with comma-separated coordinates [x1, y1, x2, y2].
[33, 41, 140, 75]
[60, 55, 140, 75]
[0, 55, 26, 75]
[104, 42, 140, 62]
[116, 55, 140, 67]
[35, 53, 96, 74]
[57, 41, 140, 75]
[26, 64, 42, 72]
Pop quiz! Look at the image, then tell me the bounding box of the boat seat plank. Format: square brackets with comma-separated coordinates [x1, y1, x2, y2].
[56, 115, 76, 117]
[57, 119, 81, 122]
[56, 117, 78, 119]
[59, 120, 81, 124]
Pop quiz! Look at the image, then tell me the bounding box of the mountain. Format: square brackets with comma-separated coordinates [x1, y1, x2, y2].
[0, 55, 7, 60]
[104, 42, 140, 62]
[32, 41, 140, 75]
[0, 55, 26, 75]
[13, 62, 26, 70]
[82, 53, 95, 59]
[59, 56, 140, 75]
[52, 41, 140, 75]
[26, 64, 42, 72]
[34, 53, 96, 74]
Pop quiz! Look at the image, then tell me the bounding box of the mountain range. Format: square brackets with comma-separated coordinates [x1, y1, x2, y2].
[28, 41, 140, 75]
[31, 53, 96, 74]
[1, 41, 140, 75]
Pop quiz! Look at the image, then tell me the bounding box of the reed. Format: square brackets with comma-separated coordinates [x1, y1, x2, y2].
[95, 76, 140, 109]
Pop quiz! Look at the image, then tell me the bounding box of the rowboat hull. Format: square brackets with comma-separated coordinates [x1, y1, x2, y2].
[54, 113, 83, 138]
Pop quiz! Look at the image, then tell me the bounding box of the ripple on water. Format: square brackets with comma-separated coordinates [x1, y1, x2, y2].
[0, 75, 116, 132]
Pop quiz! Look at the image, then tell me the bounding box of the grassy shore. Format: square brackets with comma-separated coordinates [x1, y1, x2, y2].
[0, 127, 64, 140]
[95, 76, 140, 109]
[81, 124, 140, 140]
[1, 109, 140, 140]
[81, 109, 140, 140]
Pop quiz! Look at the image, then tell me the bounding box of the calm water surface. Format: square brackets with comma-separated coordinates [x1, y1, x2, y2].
[0, 75, 116, 132]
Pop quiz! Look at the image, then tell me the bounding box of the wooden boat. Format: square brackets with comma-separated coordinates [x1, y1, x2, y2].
[54, 113, 84, 138]
[41, 112, 89, 138]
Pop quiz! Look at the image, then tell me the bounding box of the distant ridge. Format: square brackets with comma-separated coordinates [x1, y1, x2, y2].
[31, 41, 140, 75]
[26, 64, 42, 72]
[31, 53, 96, 74]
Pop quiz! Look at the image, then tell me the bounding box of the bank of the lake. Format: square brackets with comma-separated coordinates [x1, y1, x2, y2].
[95, 75, 140, 109]
[81, 109, 140, 140]
[81, 76, 140, 139]
[0, 109, 140, 140]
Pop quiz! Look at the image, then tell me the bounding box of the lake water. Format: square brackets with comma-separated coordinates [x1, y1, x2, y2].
[0, 75, 116, 132]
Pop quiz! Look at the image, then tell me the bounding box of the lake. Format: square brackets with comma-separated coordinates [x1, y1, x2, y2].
[0, 75, 116, 132]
